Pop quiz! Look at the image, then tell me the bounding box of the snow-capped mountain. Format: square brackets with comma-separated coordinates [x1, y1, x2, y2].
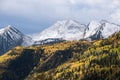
[31, 20, 120, 41]
[1, 20, 120, 54]
[85, 20, 120, 40]
[0, 25, 33, 54]
[31, 20, 86, 41]
[84, 21, 102, 39]
[0, 25, 23, 54]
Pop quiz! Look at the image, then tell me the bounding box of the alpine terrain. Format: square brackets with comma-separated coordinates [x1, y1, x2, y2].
[0, 25, 33, 55]
[31, 20, 120, 41]
[0, 31, 120, 80]
[0, 20, 120, 55]
[31, 20, 86, 41]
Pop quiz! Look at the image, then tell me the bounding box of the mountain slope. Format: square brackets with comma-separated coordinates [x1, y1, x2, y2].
[0, 32, 120, 80]
[0, 25, 24, 54]
[0, 46, 42, 80]
[85, 20, 120, 40]
[26, 31, 120, 80]
[31, 20, 86, 41]
[31, 20, 120, 41]
[0, 20, 119, 54]
[33, 38, 65, 45]
[0, 25, 33, 55]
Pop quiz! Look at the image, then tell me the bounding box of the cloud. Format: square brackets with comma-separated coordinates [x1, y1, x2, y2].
[111, 9, 120, 23]
[69, 0, 76, 4]
[0, 0, 120, 27]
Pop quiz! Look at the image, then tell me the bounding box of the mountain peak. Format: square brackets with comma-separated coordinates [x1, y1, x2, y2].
[54, 19, 81, 28]
[85, 20, 120, 39]
[0, 25, 18, 35]
[31, 19, 86, 41]
[84, 20, 101, 39]
[4, 25, 16, 30]
[88, 20, 101, 28]
[0, 25, 24, 54]
[100, 19, 118, 25]
[6, 25, 12, 28]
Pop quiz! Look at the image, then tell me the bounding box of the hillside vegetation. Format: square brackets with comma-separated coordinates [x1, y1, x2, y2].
[0, 32, 120, 80]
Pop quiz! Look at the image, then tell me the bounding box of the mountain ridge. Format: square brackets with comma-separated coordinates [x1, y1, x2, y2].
[0, 19, 120, 54]
[31, 20, 86, 41]
[0, 25, 32, 54]
[0, 25, 24, 54]
[31, 19, 120, 41]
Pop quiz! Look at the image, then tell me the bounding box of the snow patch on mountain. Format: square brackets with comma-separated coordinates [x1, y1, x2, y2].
[100, 21, 120, 38]
[0, 25, 33, 54]
[1, 19, 120, 54]
[84, 21, 101, 38]
[31, 20, 120, 41]
[0, 25, 24, 54]
[31, 20, 86, 41]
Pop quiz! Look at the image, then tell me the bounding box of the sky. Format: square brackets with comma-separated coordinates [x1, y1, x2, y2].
[0, 0, 120, 34]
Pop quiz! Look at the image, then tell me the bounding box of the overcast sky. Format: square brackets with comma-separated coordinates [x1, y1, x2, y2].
[0, 0, 120, 34]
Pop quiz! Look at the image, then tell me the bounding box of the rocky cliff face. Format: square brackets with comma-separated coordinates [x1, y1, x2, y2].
[0, 25, 24, 54]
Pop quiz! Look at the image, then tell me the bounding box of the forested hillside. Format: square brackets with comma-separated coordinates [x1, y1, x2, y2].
[0, 32, 120, 80]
